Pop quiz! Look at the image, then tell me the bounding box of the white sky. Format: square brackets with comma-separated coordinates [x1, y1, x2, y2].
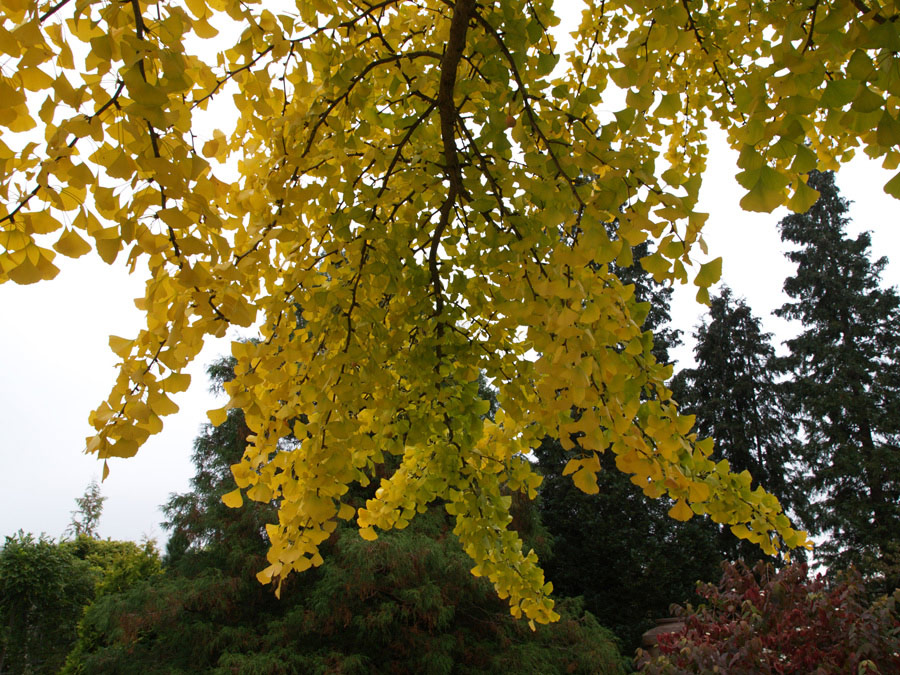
[1, 4, 899, 545]
[672, 141, 900, 368]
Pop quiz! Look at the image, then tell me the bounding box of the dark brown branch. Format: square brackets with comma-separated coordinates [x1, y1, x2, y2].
[456, 118, 511, 219]
[679, 0, 737, 108]
[343, 240, 371, 353]
[851, 0, 892, 23]
[192, 45, 275, 109]
[205, 294, 229, 322]
[234, 178, 294, 265]
[802, 0, 821, 53]
[94, 78, 126, 118]
[438, 0, 476, 198]
[429, 194, 456, 318]
[39, 0, 73, 23]
[377, 101, 436, 199]
[429, 0, 476, 320]
[680, 0, 708, 54]
[129, 0, 179, 258]
[1, 79, 125, 226]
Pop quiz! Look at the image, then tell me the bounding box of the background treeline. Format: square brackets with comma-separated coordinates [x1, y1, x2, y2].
[2, 172, 898, 673]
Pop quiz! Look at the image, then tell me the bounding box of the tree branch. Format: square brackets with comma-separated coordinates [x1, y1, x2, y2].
[39, 0, 73, 23]
[802, 0, 821, 53]
[851, 0, 894, 24]
[430, 0, 476, 320]
[302, 51, 442, 158]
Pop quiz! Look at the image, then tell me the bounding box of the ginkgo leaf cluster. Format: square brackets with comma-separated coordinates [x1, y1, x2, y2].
[6, 0, 892, 624]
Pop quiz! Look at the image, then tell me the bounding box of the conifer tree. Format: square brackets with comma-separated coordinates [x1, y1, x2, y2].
[671, 288, 804, 564]
[65, 479, 107, 540]
[776, 170, 900, 591]
[161, 357, 275, 579]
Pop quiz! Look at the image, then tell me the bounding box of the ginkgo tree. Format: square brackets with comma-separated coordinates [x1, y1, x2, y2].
[5, 0, 894, 626]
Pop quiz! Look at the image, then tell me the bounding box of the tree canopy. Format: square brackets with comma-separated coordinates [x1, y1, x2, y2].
[0, 532, 94, 674]
[13, 0, 900, 622]
[672, 287, 805, 563]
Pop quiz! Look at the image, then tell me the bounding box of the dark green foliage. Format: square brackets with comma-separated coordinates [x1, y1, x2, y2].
[270, 512, 625, 675]
[67, 514, 626, 674]
[534, 438, 723, 653]
[670, 287, 804, 563]
[64, 359, 628, 674]
[162, 407, 274, 578]
[0, 524, 159, 675]
[775, 170, 900, 591]
[0, 532, 94, 674]
[534, 250, 722, 652]
[163, 356, 271, 576]
[638, 561, 900, 674]
[62, 568, 271, 675]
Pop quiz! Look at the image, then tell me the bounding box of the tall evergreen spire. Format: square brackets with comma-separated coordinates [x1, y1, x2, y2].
[776, 170, 900, 591]
[672, 287, 803, 562]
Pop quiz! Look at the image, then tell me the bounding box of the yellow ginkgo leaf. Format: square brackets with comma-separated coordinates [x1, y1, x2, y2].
[207, 407, 228, 426]
[668, 499, 694, 522]
[53, 228, 92, 258]
[222, 488, 243, 508]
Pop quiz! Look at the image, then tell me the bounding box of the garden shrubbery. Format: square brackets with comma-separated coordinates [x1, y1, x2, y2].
[638, 561, 899, 674]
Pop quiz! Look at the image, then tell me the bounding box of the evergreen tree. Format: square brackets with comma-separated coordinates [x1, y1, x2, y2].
[534, 438, 724, 652]
[775, 170, 900, 592]
[162, 357, 275, 580]
[671, 287, 804, 563]
[65, 479, 106, 540]
[535, 246, 723, 652]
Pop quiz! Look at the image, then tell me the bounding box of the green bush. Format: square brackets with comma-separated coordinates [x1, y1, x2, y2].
[0, 532, 94, 674]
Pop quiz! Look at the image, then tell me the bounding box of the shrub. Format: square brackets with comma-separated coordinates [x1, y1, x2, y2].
[638, 561, 900, 674]
[0, 532, 94, 674]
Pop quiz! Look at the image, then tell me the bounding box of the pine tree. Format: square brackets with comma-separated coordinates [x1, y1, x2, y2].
[671, 287, 804, 563]
[775, 170, 900, 592]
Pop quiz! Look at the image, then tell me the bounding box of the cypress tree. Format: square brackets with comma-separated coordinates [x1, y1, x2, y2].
[671, 287, 804, 563]
[775, 170, 900, 592]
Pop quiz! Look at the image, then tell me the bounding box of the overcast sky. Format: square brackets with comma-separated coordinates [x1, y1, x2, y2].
[671, 143, 900, 368]
[1, 5, 899, 545]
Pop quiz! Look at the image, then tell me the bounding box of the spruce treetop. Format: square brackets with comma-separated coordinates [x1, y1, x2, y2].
[776, 171, 900, 588]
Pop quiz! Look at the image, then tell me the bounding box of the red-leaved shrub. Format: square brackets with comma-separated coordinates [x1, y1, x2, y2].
[638, 561, 899, 674]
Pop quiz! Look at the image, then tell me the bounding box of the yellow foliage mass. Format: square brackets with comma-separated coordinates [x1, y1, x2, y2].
[12, 0, 897, 622]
